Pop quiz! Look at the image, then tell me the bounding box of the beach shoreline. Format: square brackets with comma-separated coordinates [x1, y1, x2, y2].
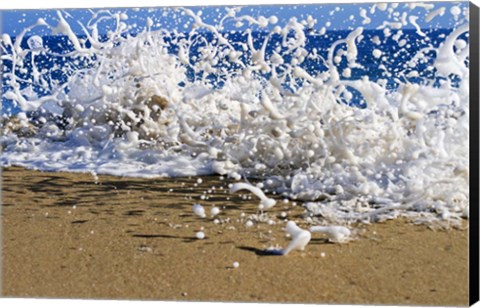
[1, 166, 469, 305]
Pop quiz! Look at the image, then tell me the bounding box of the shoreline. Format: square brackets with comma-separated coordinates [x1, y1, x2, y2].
[1, 166, 469, 305]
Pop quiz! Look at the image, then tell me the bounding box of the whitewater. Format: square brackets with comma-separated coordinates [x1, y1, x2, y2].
[0, 2, 471, 229]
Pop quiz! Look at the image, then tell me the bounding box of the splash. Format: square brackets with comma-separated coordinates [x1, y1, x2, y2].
[0, 3, 470, 227]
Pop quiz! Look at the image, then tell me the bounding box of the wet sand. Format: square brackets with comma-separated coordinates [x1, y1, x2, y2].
[1, 166, 469, 305]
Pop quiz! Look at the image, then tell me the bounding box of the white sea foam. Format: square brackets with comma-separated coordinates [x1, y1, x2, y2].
[230, 182, 277, 210]
[192, 204, 206, 218]
[0, 3, 470, 227]
[195, 231, 205, 239]
[281, 221, 312, 255]
[310, 225, 351, 243]
[210, 206, 220, 217]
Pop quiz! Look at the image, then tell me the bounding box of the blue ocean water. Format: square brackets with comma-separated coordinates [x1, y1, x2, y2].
[1, 27, 458, 116]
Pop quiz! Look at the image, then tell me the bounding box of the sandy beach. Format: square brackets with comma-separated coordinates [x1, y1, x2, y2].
[1, 166, 469, 305]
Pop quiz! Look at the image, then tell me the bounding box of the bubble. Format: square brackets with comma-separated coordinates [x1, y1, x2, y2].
[372, 49, 382, 58]
[192, 204, 206, 218]
[210, 207, 220, 217]
[450, 6, 461, 17]
[195, 231, 205, 239]
[27, 35, 43, 50]
[269, 16, 278, 24]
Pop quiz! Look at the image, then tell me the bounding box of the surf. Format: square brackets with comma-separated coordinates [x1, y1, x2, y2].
[0, 3, 470, 227]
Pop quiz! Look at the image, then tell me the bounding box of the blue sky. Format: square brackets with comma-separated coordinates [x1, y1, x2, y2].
[0, 1, 469, 37]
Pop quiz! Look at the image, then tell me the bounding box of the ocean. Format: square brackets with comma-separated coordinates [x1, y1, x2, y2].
[2, 27, 460, 114]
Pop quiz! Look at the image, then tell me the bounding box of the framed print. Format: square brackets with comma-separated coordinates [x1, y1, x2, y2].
[1, 1, 479, 306]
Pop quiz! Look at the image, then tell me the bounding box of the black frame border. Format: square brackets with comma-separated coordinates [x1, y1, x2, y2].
[470, 1, 479, 306]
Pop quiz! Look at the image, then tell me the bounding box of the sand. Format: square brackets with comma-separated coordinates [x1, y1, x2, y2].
[1, 166, 469, 306]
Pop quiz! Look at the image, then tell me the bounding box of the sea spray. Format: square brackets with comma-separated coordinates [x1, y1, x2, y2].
[0, 3, 470, 228]
[195, 231, 205, 239]
[281, 221, 312, 255]
[309, 225, 351, 243]
[192, 203, 206, 218]
[210, 206, 220, 217]
[229, 182, 277, 210]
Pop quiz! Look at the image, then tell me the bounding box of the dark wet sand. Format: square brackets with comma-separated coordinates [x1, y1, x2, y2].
[1, 166, 469, 306]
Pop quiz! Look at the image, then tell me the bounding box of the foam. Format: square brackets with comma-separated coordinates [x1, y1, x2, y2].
[0, 3, 470, 227]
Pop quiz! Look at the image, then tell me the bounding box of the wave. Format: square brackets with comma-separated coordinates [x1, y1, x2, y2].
[0, 3, 470, 226]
